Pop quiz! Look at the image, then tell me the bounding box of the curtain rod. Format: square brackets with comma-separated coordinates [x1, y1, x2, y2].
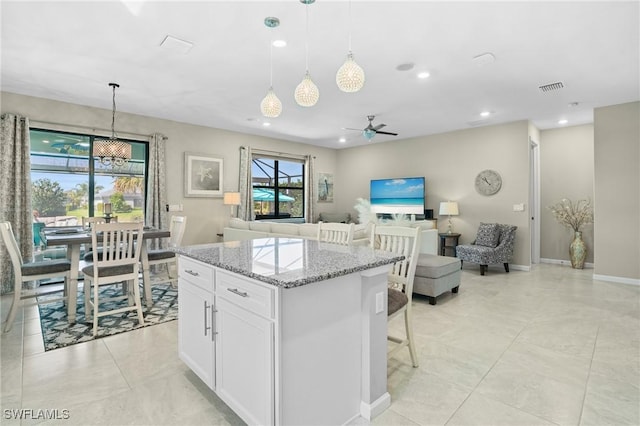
[29, 119, 159, 140]
[244, 146, 308, 161]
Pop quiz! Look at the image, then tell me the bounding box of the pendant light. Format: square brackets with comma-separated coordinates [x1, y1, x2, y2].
[260, 17, 282, 118]
[93, 83, 131, 169]
[336, 0, 365, 92]
[294, 0, 319, 107]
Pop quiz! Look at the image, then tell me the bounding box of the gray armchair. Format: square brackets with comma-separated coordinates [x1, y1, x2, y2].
[455, 223, 517, 275]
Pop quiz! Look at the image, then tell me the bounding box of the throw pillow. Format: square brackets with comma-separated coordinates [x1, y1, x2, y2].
[318, 212, 351, 223]
[475, 222, 500, 247]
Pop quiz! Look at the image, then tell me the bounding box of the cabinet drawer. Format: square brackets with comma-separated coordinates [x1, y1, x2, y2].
[216, 270, 275, 319]
[179, 256, 214, 292]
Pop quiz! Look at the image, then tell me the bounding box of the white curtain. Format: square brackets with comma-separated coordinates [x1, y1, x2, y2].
[0, 114, 33, 295]
[238, 146, 254, 221]
[145, 133, 168, 250]
[305, 155, 316, 223]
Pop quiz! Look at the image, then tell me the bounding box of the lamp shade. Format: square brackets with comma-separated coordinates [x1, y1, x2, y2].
[224, 192, 241, 206]
[260, 88, 282, 118]
[439, 201, 459, 216]
[336, 52, 365, 93]
[294, 72, 319, 107]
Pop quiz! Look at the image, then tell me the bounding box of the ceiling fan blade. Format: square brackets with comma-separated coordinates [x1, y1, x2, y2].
[342, 127, 363, 132]
[372, 123, 387, 131]
[375, 131, 398, 136]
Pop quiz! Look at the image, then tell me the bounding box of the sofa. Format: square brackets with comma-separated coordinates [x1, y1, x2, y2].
[223, 218, 439, 255]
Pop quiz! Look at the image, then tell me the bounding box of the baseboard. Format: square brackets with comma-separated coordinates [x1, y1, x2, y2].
[593, 274, 640, 286]
[540, 258, 595, 268]
[510, 264, 530, 272]
[359, 392, 391, 420]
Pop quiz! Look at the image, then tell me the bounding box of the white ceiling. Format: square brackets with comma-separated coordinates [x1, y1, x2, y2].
[1, 1, 638, 149]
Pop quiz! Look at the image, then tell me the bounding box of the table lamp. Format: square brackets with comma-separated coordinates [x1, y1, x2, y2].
[439, 201, 459, 234]
[223, 192, 241, 218]
[103, 203, 113, 223]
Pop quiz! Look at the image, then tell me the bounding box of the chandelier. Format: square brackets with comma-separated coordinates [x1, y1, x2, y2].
[336, 0, 365, 92]
[260, 17, 282, 118]
[294, 0, 319, 107]
[94, 83, 131, 168]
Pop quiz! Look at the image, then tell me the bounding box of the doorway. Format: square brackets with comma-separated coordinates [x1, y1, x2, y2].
[529, 137, 540, 264]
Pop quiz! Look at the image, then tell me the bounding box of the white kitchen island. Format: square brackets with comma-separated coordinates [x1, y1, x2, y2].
[174, 237, 402, 426]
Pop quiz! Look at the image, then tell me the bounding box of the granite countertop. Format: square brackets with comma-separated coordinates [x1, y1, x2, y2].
[174, 237, 403, 289]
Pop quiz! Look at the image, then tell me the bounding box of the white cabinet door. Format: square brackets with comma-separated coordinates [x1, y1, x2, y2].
[178, 279, 215, 389]
[215, 296, 274, 426]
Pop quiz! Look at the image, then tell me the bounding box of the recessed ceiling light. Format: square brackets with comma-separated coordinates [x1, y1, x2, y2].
[272, 40, 287, 48]
[480, 111, 491, 117]
[417, 71, 430, 79]
[263, 122, 271, 127]
[396, 63, 415, 71]
[339, 137, 346, 143]
[558, 119, 568, 125]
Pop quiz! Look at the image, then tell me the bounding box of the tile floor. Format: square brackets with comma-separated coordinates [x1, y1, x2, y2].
[1, 263, 639, 425]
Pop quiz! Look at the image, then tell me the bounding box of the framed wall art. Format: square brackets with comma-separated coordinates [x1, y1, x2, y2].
[184, 152, 224, 197]
[318, 172, 334, 203]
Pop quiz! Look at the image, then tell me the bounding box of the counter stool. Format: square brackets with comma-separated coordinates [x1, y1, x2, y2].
[413, 254, 461, 305]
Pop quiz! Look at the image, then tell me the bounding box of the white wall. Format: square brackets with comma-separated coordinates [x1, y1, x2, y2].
[335, 121, 532, 269]
[594, 102, 640, 282]
[540, 125, 595, 263]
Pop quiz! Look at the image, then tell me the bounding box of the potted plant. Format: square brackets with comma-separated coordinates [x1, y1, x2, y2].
[548, 198, 594, 269]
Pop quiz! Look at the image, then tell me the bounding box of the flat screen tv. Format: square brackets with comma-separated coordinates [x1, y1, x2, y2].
[370, 177, 425, 215]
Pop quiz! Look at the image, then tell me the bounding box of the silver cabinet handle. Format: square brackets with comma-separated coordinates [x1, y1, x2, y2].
[211, 305, 217, 342]
[227, 288, 248, 298]
[204, 301, 211, 336]
[186, 269, 199, 277]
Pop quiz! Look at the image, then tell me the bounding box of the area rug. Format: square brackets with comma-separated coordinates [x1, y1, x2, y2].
[38, 283, 178, 351]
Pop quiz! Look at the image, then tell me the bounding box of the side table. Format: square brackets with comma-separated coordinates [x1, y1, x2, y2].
[439, 233, 461, 257]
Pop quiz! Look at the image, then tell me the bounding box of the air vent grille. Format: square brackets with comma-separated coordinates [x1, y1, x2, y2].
[539, 81, 564, 93]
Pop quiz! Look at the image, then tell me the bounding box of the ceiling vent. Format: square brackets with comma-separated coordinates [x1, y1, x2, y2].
[538, 81, 564, 93]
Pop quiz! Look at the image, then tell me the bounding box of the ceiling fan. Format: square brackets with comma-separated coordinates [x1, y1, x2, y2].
[345, 115, 398, 141]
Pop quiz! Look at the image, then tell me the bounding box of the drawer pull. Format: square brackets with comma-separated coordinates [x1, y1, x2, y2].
[185, 269, 200, 277]
[204, 301, 211, 336]
[227, 288, 248, 298]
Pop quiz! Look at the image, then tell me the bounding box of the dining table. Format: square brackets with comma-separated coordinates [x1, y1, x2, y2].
[41, 226, 171, 323]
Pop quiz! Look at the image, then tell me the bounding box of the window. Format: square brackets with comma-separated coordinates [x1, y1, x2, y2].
[30, 129, 147, 227]
[251, 156, 304, 220]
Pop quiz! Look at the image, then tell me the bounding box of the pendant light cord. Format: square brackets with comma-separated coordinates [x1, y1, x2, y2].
[348, 0, 352, 53]
[305, 4, 310, 72]
[109, 83, 119, 139]
[269, 36, 274, 87]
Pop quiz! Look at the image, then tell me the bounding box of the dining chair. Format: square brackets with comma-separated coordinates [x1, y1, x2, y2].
[0, 221, 71, 333]
[144, 215, 187, 288]
[371, 224, 421, 367]
[317, 221, 354, 245]
[82, 216, 118, 262]
[81, 221, 145, 336]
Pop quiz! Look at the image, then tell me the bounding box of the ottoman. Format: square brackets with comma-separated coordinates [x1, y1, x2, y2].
[413, 254, 461, 305]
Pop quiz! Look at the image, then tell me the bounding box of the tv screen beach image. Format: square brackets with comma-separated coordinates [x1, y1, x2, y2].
[370, 177, 425, 214]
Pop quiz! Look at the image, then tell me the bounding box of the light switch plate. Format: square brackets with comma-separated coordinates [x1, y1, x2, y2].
[513, 203, 525, 212]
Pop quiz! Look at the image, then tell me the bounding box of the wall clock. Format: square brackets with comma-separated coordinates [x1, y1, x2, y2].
[475, 169, 502, 196]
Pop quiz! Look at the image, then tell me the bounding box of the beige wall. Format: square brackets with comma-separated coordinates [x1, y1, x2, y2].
[335, 121, 532, 269]
[1, 92, 337, 246]
[540, 125, 595, 263]
[594, 102, 640, 282]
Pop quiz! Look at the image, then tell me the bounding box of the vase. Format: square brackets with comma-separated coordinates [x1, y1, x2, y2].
[569, 231, 587, 269]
